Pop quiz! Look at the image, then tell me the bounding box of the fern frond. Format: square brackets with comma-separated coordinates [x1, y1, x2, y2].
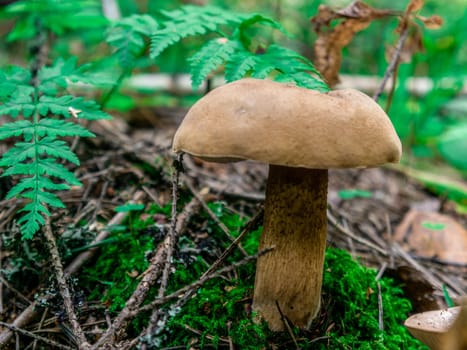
[235, 13, 289, 47]
[21, 189, 66, 209]
[37, 95, 111, 120]
[0, 120, 34, 140]
[225, 50, 258, 82]
[107, 14, 158, 69]
[38, 119, 95, 137]
[35, 138, 81, 165]
[249, 44, 329, 91]
[17, 206, 47, 240]
[38, 58, 115, 94]
[0, 142, 37, 165]
[5, 0, 108, 42]
[2, 158, 81, 186]
[150, 5, 246, 59]
[0, 89, 35, 117]
[0, 66, 32, 99]
[5, 176, 69, 200]
[189, 38, 241, 89]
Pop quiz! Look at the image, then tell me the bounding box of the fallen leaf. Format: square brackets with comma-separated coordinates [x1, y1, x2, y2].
[394, 209, 467, 264]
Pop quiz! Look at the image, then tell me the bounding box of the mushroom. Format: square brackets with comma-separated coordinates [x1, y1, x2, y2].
[172, 78, 401, 331]
[404, 305, 467, 349]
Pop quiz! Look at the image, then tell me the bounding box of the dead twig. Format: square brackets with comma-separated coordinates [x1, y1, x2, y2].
[200, 208, 263, 279]
[327, 208, 388, 256]
[276, 301, 300, 350]
[372, 27, 410, 102]
[43, 216, 90, 349]
[142, 155, 184, 347]
[92, 195, 201, 348]
[0, 321, 75, 350]
[0, 191, 146, 347]
[183, 176, 249, 257]
[134, 247, 274, 315]
[0, 275, 31, 306]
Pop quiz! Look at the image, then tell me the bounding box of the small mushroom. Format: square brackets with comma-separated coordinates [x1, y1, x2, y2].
[404, 305, 467, 349]
[172, 78, 401, 331]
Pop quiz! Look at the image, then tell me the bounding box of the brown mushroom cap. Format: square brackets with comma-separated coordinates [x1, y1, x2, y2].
[173, 78, 401, 168]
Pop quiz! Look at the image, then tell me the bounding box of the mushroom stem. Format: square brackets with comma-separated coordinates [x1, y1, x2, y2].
[253, 165, 328, 331]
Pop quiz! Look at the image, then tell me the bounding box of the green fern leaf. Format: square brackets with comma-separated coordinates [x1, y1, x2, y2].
[2, 158, 81, 186]
[0, 142, 37, 165]
[37, 95, 111, 120]
[107, 14, 158, 68]
[35, 137, 80, 165]
[225, 51, 258, 82]
[0, 120, 34, 140]
[0, 66, 32, 99]
[5, 176, 69, 200]
[189, 38, 241, 89]
[6, 0, 108, 42]
[39, 57, 78, 89]
[36, 119, 95, 138]
[1, 138, 81, 166]
[21, 189, 66, 209]
[17, 208, 46, 239]
[150, 5, 246, 59]
[250, 44, 329, 91]
[235, 14, 289, 47]
[0, 89, 35, 117]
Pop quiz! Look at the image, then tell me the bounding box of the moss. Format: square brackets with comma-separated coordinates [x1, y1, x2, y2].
[318, 248, 428, 350]
[81, 200, 427, 349]
[162, 247, 428, 349]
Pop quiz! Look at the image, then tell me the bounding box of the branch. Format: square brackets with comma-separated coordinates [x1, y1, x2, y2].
[92, 189, 201, 348]
[372, 27, 410, 102]
[0, 322, 75, 350]
[43, 216, 90, 349]
[134, 247, 274, 315]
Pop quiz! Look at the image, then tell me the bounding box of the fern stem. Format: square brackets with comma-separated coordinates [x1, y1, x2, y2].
[100, 69, 129, 108]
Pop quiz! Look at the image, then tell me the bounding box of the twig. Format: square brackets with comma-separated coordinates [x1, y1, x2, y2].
[372, 27, 410, 102]
[32, 308, 49, 350]
[65, 190, 146, 275]
[0, 275, 32, 306]
[0, 322, 75, 350]
[43, 216, 90, 349]
[0, 191, 146, 347]
[0, 237, 3, 314]
[226, 321, 235, 350]
[143, 155, 184, 346]
[92, 195, 200, 348]
[276, 301, 300, 350]
[200, 208, 263, 279]
[183, 176, 249, 257]
[377, 282, 384, 331]
[184, 324, 230, 344]
[327, 209, 388, 256]
[134, 248, 274, 315]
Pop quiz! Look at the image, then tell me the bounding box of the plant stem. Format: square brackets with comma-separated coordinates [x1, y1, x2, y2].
[372, 27, 409, 102]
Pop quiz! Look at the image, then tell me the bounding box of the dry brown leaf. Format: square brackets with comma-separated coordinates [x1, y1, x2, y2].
[394, 209, 467, 265]
[336, 0, 395, 20]
[417, 14, 444, 29]
[407, 0, 424, 13]
[311, 1, 397, 86]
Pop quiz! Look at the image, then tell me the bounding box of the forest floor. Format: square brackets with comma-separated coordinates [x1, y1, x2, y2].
[0, 106, 466, 349]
